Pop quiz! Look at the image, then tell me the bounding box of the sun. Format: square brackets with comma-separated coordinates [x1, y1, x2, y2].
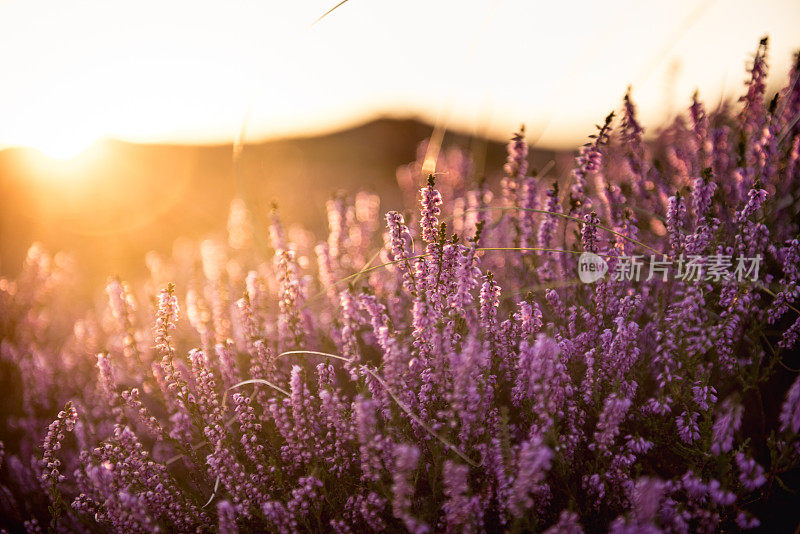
[31, 133, 99, 161]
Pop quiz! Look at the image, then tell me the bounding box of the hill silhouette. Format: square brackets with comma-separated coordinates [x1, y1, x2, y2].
[0, 117, 556, 291]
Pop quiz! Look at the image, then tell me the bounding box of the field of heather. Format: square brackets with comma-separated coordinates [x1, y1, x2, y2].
[2, 36, 800, 533]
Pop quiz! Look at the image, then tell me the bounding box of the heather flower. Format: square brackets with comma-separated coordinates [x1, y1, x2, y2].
[544, 510, 584, 534]
[327, 193, 353, 266]
[206, 443, 266, 516]
[666, 193, 687, 253]
[735, 187, 768, 223]
[275, 248, 306, 348]
[420, 175, 442, 244]
[268, 203, 286, 251]
[384, 211, 416, 292]
[515, 298, 543, 338]
[355, 396, 385, 483]
[621, 88, 645, 181]
[710, 400, 743, 455]
[778, 316, 800, 350]
[736, 511, 761, 530]
[512, 335, 570, 434]
[545, 287, 565, 318]
[106, 277, 136, 327]
[448, 337, 491, 443]
[217, 500, 239, 534]
[268, 365, 323, 469]
[504, 126, 529, 179]
[591, 394, 631, 455]
[215, 340, 240, 388]
[479, 272, 501, 338]
[570, 112, 614, 211]
[448, 240, 481, 312]
[39, 401, 78, 486]
[691, 382, 718, 411]
[676, 411, 700, 444]
[119, 387, 162, 436]
[95, 352, 118, 402]
[315, 242, 337, 299]
[507, 437, 553, 517]
[690, 91, 711, 164]
[465, 183, 492, 236]
[22, 518, 43, 534]
[232, 392, 266, 465]
[441, 461, 482, 532]
[261, 500, 293, 531]
[779, 372, 800, 433]
[692, 168, 717, 220]
[625, 435, 653, 456]
[707, 478, 736, 506]
[537, 181, 560, 248]
[735, 453, 767, 491]
[236, 292, 259, 346]
[187, 349, 223, 429]
[630, 477, 666, 525]
[346, 491, 388, 531]
[154, 283, 179, 353]
[581, 211, 600, 253]
[780, 51, 800, 142]
[287, 476, 324, 523]
[392, 444, 429, 534]
[740, 37, 769, 134]
[518, 176, 539, 249]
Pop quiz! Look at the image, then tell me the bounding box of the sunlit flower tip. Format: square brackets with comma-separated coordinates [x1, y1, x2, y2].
[622, 87, 644, 140]
[154, 283, 180, 350]
[504, 126, 529, 179]
[385, 211, 412, 257]
[740, 37, 769, 131]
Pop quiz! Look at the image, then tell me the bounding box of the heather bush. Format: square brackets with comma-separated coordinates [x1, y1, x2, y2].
[1, 38, 800, 532]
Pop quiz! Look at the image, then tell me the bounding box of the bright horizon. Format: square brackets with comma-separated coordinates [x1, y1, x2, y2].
[1, 0, 799, 159]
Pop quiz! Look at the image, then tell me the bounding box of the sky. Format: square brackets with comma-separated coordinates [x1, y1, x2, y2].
[0, 0, 798, 158]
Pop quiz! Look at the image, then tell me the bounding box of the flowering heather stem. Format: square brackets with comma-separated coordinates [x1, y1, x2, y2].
[420, 175, 443, 245]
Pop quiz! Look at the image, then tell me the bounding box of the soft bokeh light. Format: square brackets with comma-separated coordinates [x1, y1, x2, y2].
[0, 0, 798, 151]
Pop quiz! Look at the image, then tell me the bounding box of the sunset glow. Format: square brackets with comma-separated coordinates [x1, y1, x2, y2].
[1, 0, 799, 149]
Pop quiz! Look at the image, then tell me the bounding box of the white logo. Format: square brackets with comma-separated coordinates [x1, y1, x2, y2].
[578, 252, 608, 284]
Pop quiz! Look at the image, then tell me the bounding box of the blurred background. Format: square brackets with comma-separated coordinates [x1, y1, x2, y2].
[1, 0, 798, 289]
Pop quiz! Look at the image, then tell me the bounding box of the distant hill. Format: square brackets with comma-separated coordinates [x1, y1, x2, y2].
[0, 117, 557, 290]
